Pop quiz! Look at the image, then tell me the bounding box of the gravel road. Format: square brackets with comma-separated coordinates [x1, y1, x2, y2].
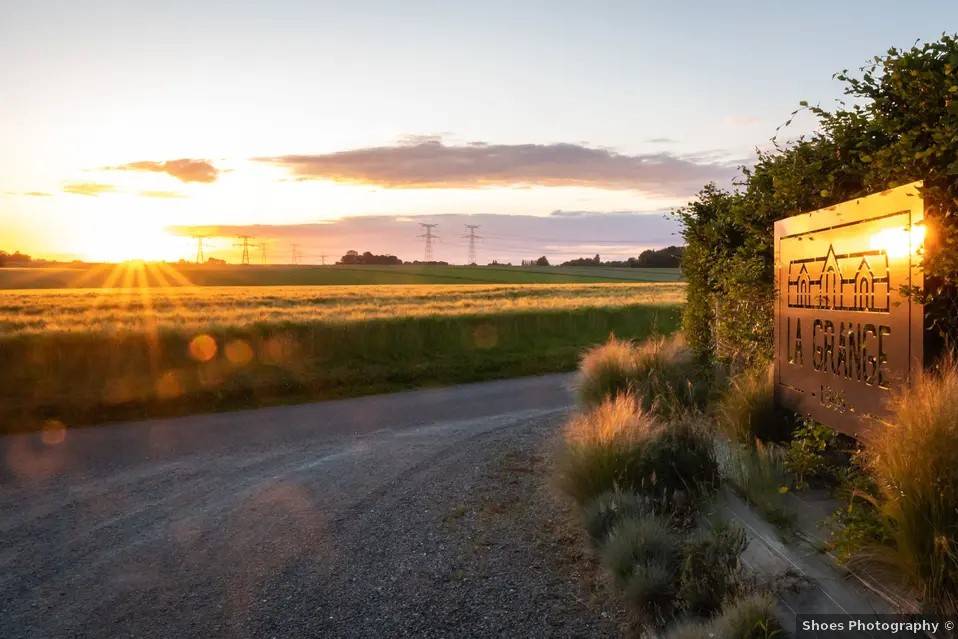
[0, 373, 624, 638]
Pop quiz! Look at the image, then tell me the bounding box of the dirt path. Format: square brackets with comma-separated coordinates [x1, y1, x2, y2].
[0, 374, 623, 638]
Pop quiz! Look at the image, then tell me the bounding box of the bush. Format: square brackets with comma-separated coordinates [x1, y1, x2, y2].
[677, 522, 748, 616]
[783, 419, 840, 489]
[710, 593, 784, 639]
[717, 363, 792, 445]
[677, 35, 958, 363]
[863, 356, 958, 614]
[582, 490, 652, 546]
[576, 336, 639, 407]
[576, 334, 705, 417]
[600, 515, 679, 585]
[557, 396, 718, 505]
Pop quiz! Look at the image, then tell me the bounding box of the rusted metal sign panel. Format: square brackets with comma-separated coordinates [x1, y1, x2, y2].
[773, 182, 925, 438]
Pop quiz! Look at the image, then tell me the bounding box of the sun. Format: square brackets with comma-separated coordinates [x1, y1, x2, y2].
[80, 221, 192, 263]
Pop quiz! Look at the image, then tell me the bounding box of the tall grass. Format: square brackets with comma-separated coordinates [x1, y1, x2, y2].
[556, 394, 718, 506]
[576, 334, 705, 417]
[862, 355, 958, 613]
[0, 296, 681, 432]
[716, 362, 792, 446]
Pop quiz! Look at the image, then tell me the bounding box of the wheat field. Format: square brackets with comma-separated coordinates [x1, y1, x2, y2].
[0, 282, 685, 432]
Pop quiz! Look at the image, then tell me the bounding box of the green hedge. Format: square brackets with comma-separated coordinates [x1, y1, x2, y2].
[676, 34, 958, 364]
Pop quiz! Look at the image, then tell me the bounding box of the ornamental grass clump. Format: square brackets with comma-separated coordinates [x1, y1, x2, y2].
[577, 336, 639, 407]
[864, 355, 958, 614]
[716, 363, 793, 446]
[581, 490, 653, 547]
[556, 394, 718, 506]
[576, 334, 705, 417]
[557, 393, 657, 504]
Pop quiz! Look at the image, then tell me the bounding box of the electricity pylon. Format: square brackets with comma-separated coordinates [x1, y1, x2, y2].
[233, 235, 253, 265]
[463, 225, 481, 265]
[419, 223, 438, 262]
[194, 235, 208, 264]
[290, 243, 301, 265]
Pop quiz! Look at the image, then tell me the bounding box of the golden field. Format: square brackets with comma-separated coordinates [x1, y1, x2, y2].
[0, 282, 685, 432]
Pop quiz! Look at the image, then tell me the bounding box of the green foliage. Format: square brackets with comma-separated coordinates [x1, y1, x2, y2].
[676, 34, 958, 358]
[581, 490, 652, 547]
[783, 419, 838, 489]
[677, 522, 748, 616]
[827, 457, 890, 563]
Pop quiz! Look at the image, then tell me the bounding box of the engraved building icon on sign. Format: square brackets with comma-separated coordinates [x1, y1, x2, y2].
[786, 245, 889, 313]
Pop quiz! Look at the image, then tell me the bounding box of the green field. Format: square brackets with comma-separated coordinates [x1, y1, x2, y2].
[0, 281, 684, 432]
[0, 262, 682, 289]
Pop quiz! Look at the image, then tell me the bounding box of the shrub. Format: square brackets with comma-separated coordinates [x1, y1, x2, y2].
[576, 336, 639, 407]
[600, 515, 679, 585]
[557, 396, 718, 505]
[581, 490, 652, 546]
[576, 334, 705, 416]
[863, 356, 958, 614]
[709, 593, 784, 639]
[783, 419, 840, 489]
[717, 363, 792, 445]
[678, 522, 748, 616]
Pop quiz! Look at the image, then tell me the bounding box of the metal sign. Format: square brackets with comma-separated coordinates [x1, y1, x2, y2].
[773, 182, 925, 438]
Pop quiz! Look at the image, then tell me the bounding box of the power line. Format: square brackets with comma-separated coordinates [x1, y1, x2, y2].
[233, 235, 253, 265]
[290, 243, 301, 265]
[463, 225, 481, 265]
[418, 223, 438, 262]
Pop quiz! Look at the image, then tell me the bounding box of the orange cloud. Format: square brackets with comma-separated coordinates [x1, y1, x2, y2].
[255, 139, 741, 195]
[24, 191, 53, 197]
[63, 183, 116, 196]
[139, 190, 185, 199]
[109, 158, 219, 183]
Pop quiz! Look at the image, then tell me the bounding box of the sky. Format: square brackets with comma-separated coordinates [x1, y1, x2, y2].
[2, 0, 956, 264]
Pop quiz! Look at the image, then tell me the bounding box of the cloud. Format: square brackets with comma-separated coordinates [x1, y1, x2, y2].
[109, 158, 220, 183]
[167, 211, 682, 264]
[645, 137, 677, 144]
[722, 115, 762, 127]
[63, 182, 116, 196]
[139, 190, 185, 199]
[24, 191, 53, 197]
[255, 139, 741, 196]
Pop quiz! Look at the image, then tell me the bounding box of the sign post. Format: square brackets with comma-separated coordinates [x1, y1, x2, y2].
[773, 182, 925, 438]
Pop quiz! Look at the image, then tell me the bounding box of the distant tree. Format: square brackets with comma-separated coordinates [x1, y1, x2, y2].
[206, 257, 227, 265]
[535, 256, 550, 267]
[634, 246, 684, 268]
[338, 250, 402, 265]
[0, 250, 32, 266]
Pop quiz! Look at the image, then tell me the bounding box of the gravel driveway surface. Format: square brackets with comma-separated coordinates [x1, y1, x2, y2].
[0, 373, 623, 638]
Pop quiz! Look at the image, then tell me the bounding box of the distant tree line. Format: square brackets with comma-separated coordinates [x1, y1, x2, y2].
[0, 250, 33, 267]
[338, 250, 403, 265]
[560, 246, 684, 268]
